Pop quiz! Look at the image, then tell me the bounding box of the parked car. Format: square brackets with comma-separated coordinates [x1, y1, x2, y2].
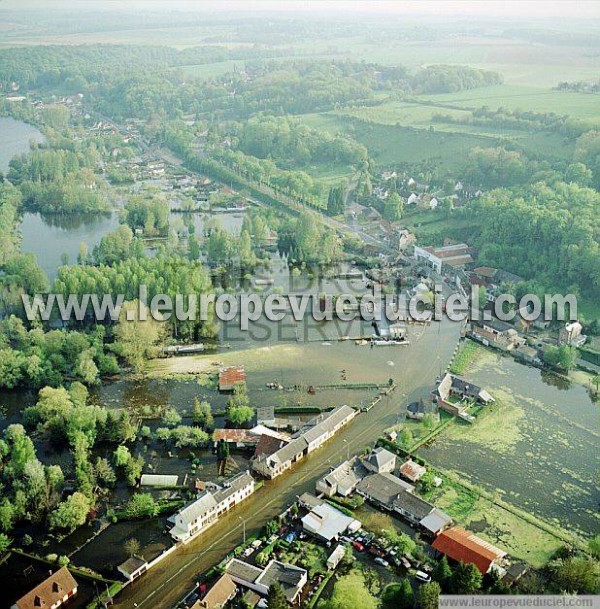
[368, 546, 385, 558]
[374, 557, 390, 568]
[251, 539, 262, 549]
[242, 547, 254, 557]
[352, 541, 365, 552]
[415, 570, 431, 582]
[400, 556, 412, 569]
[339, 536, 353, 544]
[285, 532, 297, 543]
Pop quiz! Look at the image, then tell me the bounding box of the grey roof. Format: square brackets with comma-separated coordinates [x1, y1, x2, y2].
[118, 556, 147, 577]
[269, 437, 308, 466]
[301, 503, 357, 542]
[392, 489, 434, 520]
[419, 508, 453, 533]
[298, 492, 324, 510]
[365, 447, 396, 470]
[176, 492, 218, 525]
[322, 460, 367, 490]
[484, 318, 514, 333]
[356, 473, 414, 506]
[225, 558, 263, 584]
[257, 560, 306, 601]
[213, 471, 253, 503]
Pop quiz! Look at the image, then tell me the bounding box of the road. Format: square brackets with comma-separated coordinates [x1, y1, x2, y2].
[114, 317, 461, 609]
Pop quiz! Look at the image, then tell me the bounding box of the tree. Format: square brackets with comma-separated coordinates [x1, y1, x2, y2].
[549, 557, 600, 594]
[382, 579, 413, 609]
[162, 407, 182, 428]
[383, 192, 403, 222]
[94, 457, 116, 488]
[193, 399, 214, 431]
[49, 492, 91, 533]
[420, 470, 437, 493]
[416, 581, 441, 609]
[451, 561, 483, 594]
[398, 427, 414, 449]
[0, 533, 11, 554]
[124, 453, 145, 487]
[125, 493, 157, 519]
[124, 537, 141, 557]
[113, 445, 131, 468]
[433, 555, 453, 591]
[227, 382, 254, 427]
[323, 571, 378, 609]
[113, 300, 164, 372]
[542, 345, 577, 371]
[589, 535, 600, 559]
[266, 581, 287, 609]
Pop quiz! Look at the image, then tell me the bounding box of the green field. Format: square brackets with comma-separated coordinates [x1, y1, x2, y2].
[175, 60, 245, 80]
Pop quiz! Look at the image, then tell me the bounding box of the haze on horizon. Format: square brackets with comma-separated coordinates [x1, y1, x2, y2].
[2, 0, 600, 21]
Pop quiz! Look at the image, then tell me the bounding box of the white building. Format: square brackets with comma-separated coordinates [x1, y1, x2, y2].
[326, 545, 346, 570]
[169, 471, 255, 543]
[302, 503, 361, 542]
[253, 405, 357, 479]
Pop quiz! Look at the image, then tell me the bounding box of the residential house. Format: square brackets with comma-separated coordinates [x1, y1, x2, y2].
[431, 526, 507, 574]
[471, 319, 524, 351]
[356, 472, 415, 509]
[11, 567, 78, 609]
[419, 508, 453, 537]
[316, 458, 366, 497]
[225, 559, 307, 604]
[301, 503, 361, 542]
[253, 406, 357, 479]
[391, 489, 435, 525]
[326, 545, 346, 570]
[514, 344, 541, 366]
[362, 447, 396, 474]
[406, 399, 439, 421]
[399, 459, 427, 482]
[218, 367, 246, 391]
[431, 373, 494, 416]
[391, 228, 415, 251]
[414, 244, 473, 274]
[407, 192, 419, 205]
[192, 574, 237, 609]
[117, 556, 148, 583]
[169, 471, 255, 543]
[559, 321, 586, 347]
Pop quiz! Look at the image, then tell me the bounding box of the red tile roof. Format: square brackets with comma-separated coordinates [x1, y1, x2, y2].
[432, 527, 506, 574]
[14, 567, 77, 609]
[213, 429, 259, 445]
[218, 367, 246, 390]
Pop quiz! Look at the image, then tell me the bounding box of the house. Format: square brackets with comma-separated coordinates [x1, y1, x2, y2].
[117, 556, 148, 582]
[431, 373, 494, 415]
[514, 344, 541, 366]
[392, 489, 435, 525]
[362, 447, 396, 474]
[381, 170, 397, 181]
[326, 545, 346, 570]
[253, 434, 290, 460]
[225, 559, 307, 604]
[406, 399, 439, 421]
[429, 197, 439, 209]
[256, 405, 276, 427]
[391, 228, 415, 251]
[316, 458, 366, 497]
[301, 503, 361, 542]
[471, 319, 524, 351]
[11, 567, 78, 609]
[356, 472, 415, 510]
[169, 471, 255, 543]
[559, 321, 585, 347]
[419, 508, 453, 536]
[253, 406, 357, 479]
[407, 192, 419, 205]
[431, 527, 507, 574]
[414, 244, 473, 274]
[399, 459, 427, 482]
[192, 574, 237, 609]
[218, 366, 246, 391]
[213, 429, 262, 449]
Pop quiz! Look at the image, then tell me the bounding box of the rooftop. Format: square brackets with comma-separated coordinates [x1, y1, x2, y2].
[432, 526, 507, 574]
[218, 366, 246, 390]
[192, 574, 236, 609]
[392, 489, 434, 520]
[256, 560, 307, 601]
[13, 567, 77, 609]
[117, 556, 147, 577]
[301, 502, 358, 542]
[419, 508, 453, 534]
[364, 447, 396, 470]
[357, 472, 414, 506]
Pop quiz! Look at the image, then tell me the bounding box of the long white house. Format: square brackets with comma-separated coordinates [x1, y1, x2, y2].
[169, 471, 255, 543]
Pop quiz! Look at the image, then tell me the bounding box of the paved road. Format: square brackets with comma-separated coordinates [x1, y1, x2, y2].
[114, 317, 461, 609]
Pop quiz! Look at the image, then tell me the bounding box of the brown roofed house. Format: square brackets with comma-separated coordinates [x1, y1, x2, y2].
[12, 567, 78, 609]
[432, 526, 506, 574]
[192, 574, 237, 609]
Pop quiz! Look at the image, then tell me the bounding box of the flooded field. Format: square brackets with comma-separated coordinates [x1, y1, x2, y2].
[419, 351, 599, 536]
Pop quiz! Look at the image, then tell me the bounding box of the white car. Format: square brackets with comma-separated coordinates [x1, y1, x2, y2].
[374, 557, 390, 568]
[415, 570, 431, 582]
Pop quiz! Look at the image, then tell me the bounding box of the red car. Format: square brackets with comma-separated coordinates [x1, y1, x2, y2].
[352, 541, 365, 552]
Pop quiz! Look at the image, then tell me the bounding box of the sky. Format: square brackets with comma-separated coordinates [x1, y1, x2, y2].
[2, 0, 600, 20]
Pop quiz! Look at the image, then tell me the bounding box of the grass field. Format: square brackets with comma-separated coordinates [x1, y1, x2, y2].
[175, 60, 245, 80]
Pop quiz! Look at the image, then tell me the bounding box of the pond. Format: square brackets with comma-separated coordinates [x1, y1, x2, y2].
[0, 116, 44, 172]
[418, 353, 599, 536]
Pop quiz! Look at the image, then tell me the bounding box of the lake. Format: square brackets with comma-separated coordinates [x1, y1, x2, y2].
[0, 116, 44, 172]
